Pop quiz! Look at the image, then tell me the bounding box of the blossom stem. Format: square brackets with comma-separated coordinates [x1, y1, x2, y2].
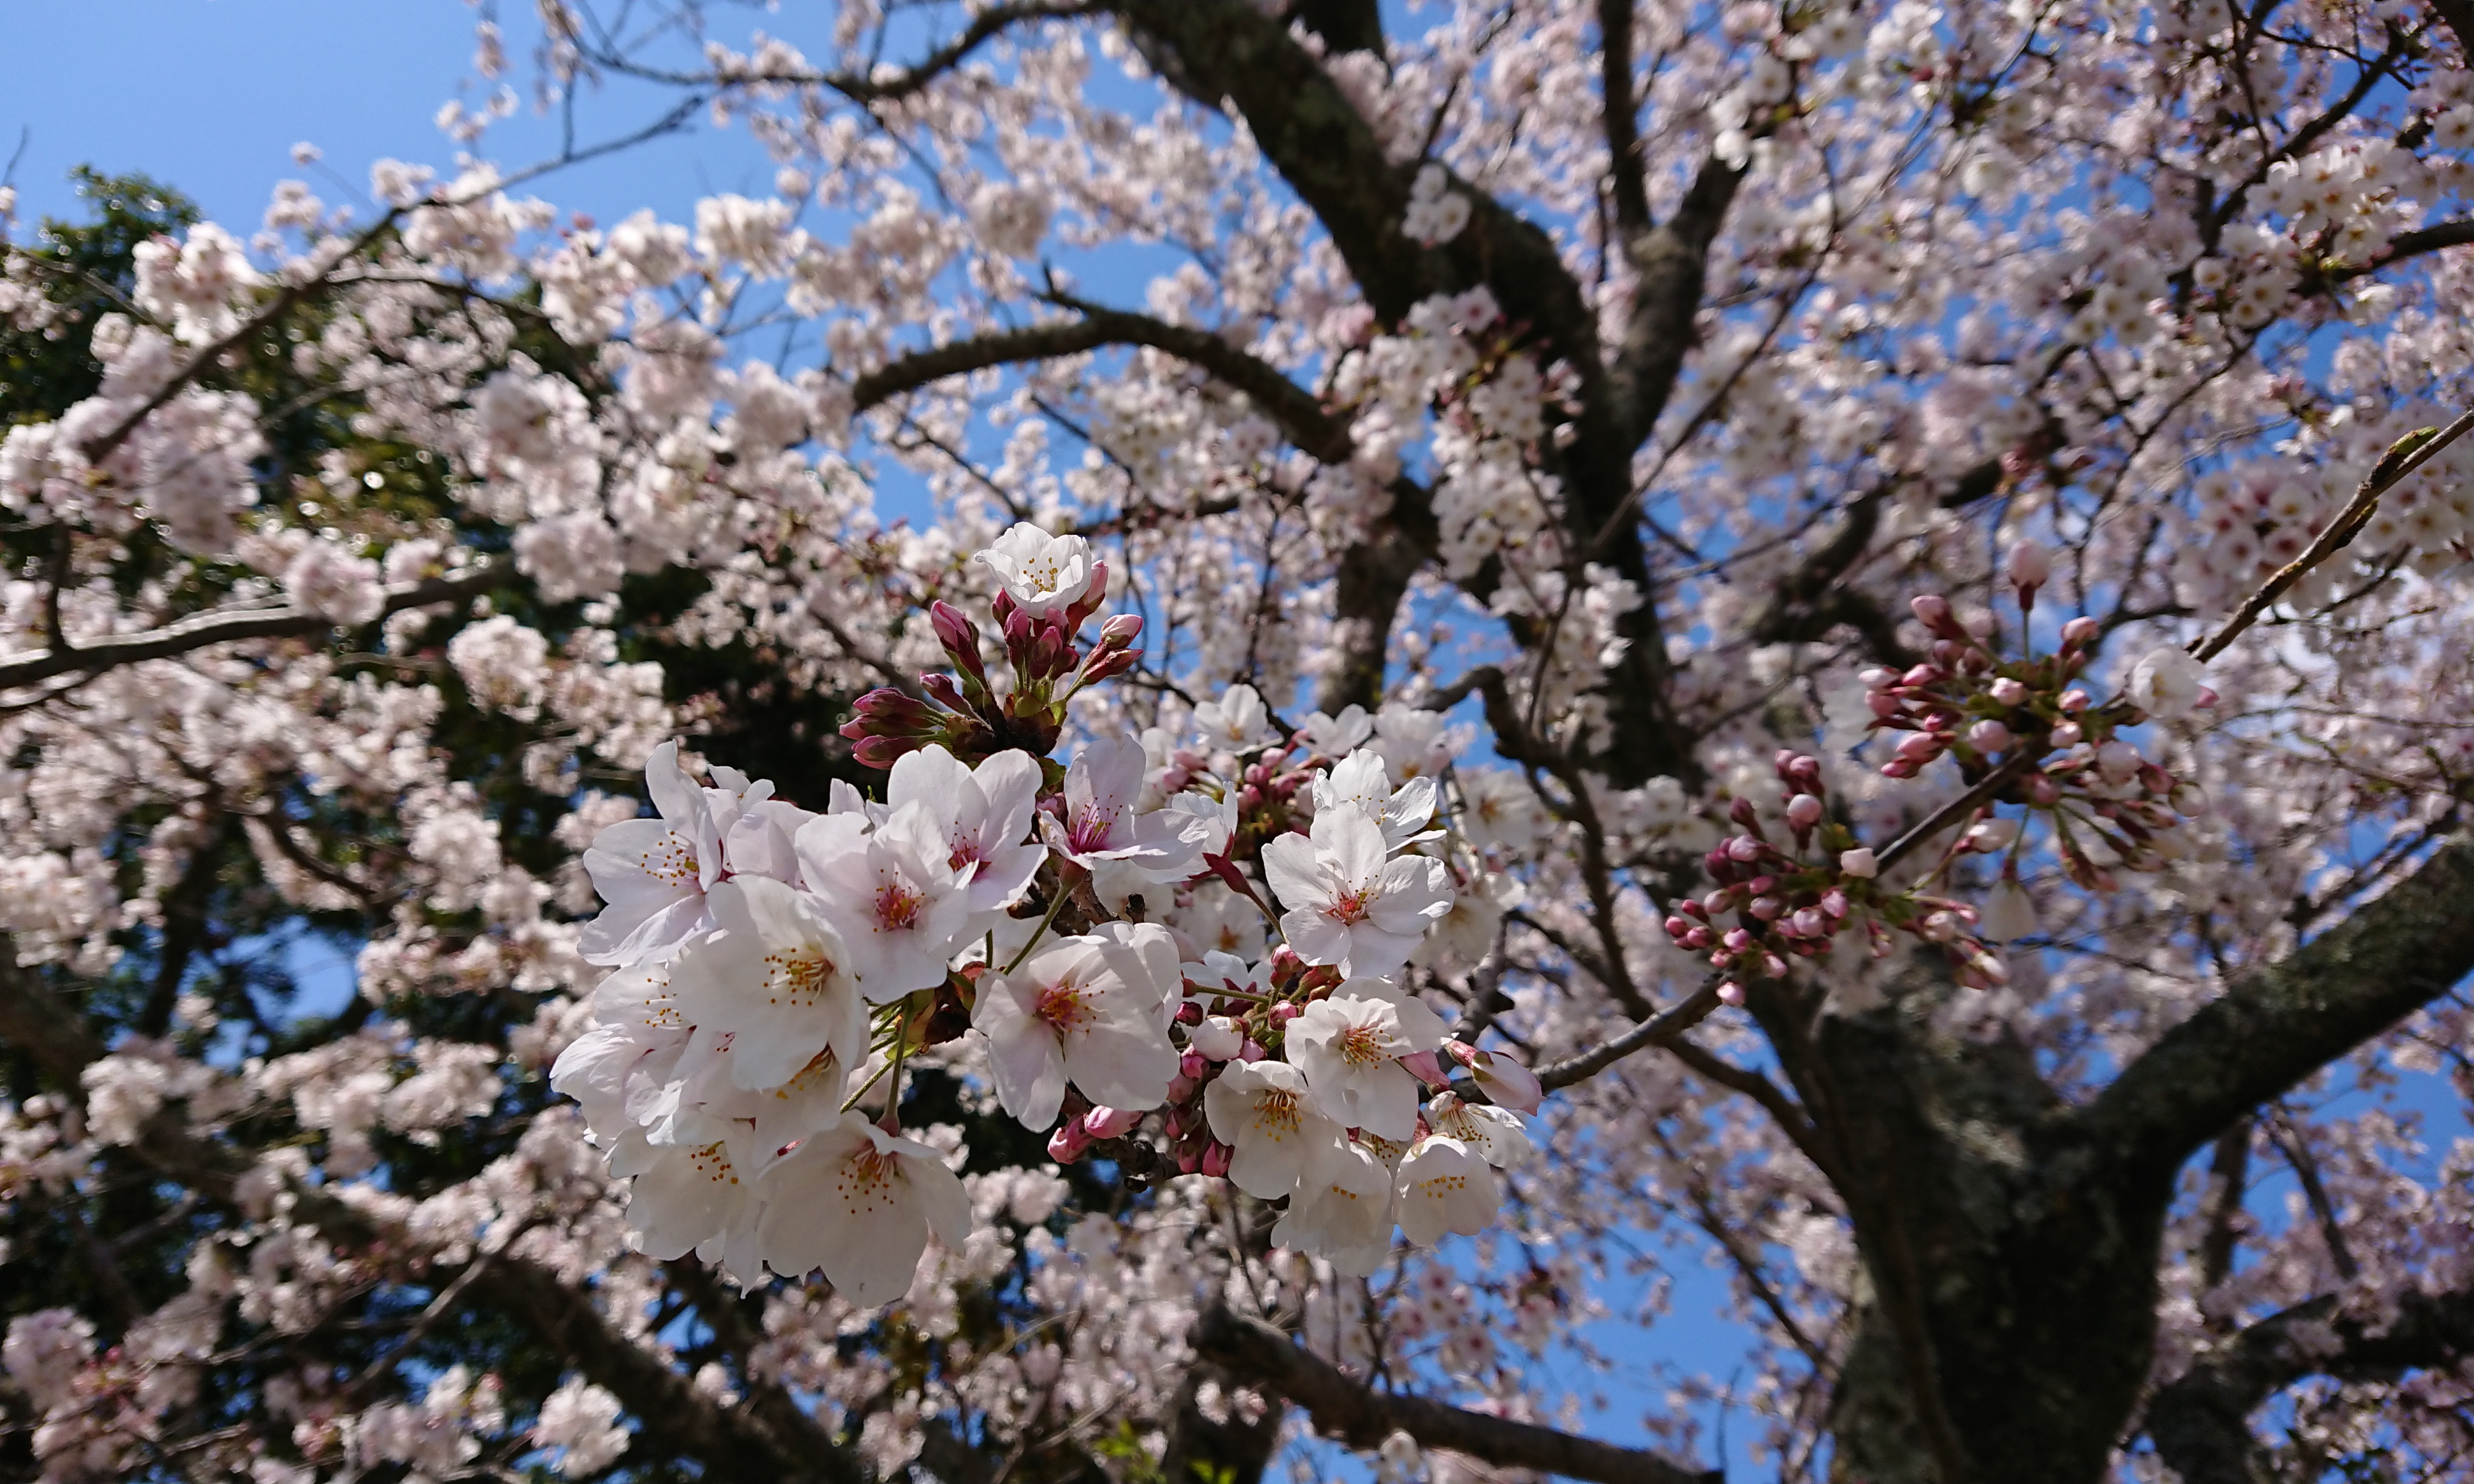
[1003, 882, 1073, 974]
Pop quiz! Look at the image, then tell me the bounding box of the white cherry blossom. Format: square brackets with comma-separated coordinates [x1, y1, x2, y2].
[755, 1113, 973, 1307]
[971, 923, 1182, 1128]
[1260, 809, 1453, 979]
[1284, 991, 1449, 1140]
[1269, 1134, 1398, 1276]
[1395, 1134, 1500, 1245]
[796, 803, 972, 998]
[1203, 1059, 1343, 1200]
[973, 522, 1095, 615]
[669, 877, 866, 1093]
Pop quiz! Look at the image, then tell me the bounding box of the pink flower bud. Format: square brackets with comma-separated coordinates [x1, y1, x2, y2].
[1083, 1105, 1145, 1140]
[1749, 896, 1784, 920]
[2030, 776, 2062, 806]
[1723, 927, 1755, 953]
[1862, 666, 1899, 689]
[1683, 926, 1713, 948]
[1967, 720, 2014, 753]
[1989, 677, 2029, 706]
[1703, 890, 1734, 915]
[1665, 915, 1693, 940]
[1880, 758, 1919, 778]
[2097, 740, 2141, 782]
[1761, 953, 1788, 979]
[1200, 1141, 1232, 1179]
[1902, 664, 1942, 688]
[1180, 1047, 1213, 1078]
[1911, 593, 1953, 627]
[2061, 617, 2101, 648]
[1239, 1039, 1269, 1063]
[2060, 689, 2091, 712]
[2049, 722, 2083, 749]
[2006, 538, 2052, 594]
[1727, 836, 1763, 863]
[1839, 848, 1879, 878]
[1786, 794, 1824, 830]
[1895, 732, 1944, 762]
[1791, 907, 1827, 938]
[1471, 1051, 1543, 1114]
[1049, 1123, 1093, 1163]
[1822, 888, 1849, 917]
[1717, 981, 1746, 1006]
[1099, 611, 1144, 645]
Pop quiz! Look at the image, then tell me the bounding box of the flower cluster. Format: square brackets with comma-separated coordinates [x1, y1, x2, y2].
[555, 524, 1541, 1302]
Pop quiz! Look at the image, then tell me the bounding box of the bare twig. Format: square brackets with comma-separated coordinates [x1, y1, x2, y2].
[2193, 408, 2474, 663]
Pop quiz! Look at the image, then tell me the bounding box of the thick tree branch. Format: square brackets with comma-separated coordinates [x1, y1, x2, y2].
[0, 562, 510, 693]
[1189, 1306, 1719, 1484]
[2080, 834, 2474, 1178]
[852, 307, 1354, 464]
[2145, 1285, 2474, 1484]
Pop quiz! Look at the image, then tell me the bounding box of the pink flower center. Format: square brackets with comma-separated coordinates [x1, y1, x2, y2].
[1066, 804, 1122, 855]
[948, 834, 986, 873]
[1325, 886, 1376, 926]
[875, 881, 924, 931]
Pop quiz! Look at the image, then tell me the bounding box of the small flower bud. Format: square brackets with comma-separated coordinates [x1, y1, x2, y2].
[1787, 794, 1824, 830]
[2006, 538, 2052, 594]
[1839, 848, 1879, 878]
[2049, 722, 2084, 749]
[1199, 1141, 1232, 1178]
[1989, 677, 2030, 706]
[1084, 1105, 1144, 1139]
[1717, 981, 1746, 1006]
[1967, 719, 2014, 753]
[2060, 616, 2101, 649]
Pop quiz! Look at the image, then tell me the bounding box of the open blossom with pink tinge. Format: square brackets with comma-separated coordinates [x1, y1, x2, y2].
[1049, 733, 1211, 878]
[794, 802, 973, 999]
[971, 922, 1183, 1128]
[1204, 1059, 1344, 1200]
[668, 877, 866, 1094]
[1283, 990, 1451, 1140]
[577, 741, 726, 966]
[1261, 808, 1453, 979]
[755, 1113, 974, 1307]
[885, 744, 1044, 922]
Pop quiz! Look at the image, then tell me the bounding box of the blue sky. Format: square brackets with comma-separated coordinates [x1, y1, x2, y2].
[2, 1, 777, 236]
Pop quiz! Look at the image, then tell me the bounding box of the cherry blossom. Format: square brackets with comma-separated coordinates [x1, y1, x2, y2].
[1260, 809, 1453, 979]
[1203, 1059, 1343, 1201]
[755, 1113, 972, 1307]
[1283, 991, 1451, 1140]
[971, 923, 1182, 1128]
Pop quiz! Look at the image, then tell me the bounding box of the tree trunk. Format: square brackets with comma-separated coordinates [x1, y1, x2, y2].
[1764, 970, 2176, 1483]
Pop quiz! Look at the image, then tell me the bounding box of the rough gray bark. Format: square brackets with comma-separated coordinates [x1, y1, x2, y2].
[1719, 834, 2474, 1482]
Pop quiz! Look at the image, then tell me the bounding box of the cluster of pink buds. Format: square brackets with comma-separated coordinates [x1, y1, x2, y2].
[1861, 596, 2113, 782]
[841, 584, 1143, 769]
[1665, 752, 1871, 1005]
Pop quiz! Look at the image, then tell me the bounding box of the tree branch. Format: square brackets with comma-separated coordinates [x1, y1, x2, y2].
[2079, 834, 2474, 1179]
[2145, 1285, 2474, 1484]
[1189, 1306, 1719, 1484]
[0, 562, 509, 693]
[0, 943, 858, 1484]
[852, 305, 1354, 464]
